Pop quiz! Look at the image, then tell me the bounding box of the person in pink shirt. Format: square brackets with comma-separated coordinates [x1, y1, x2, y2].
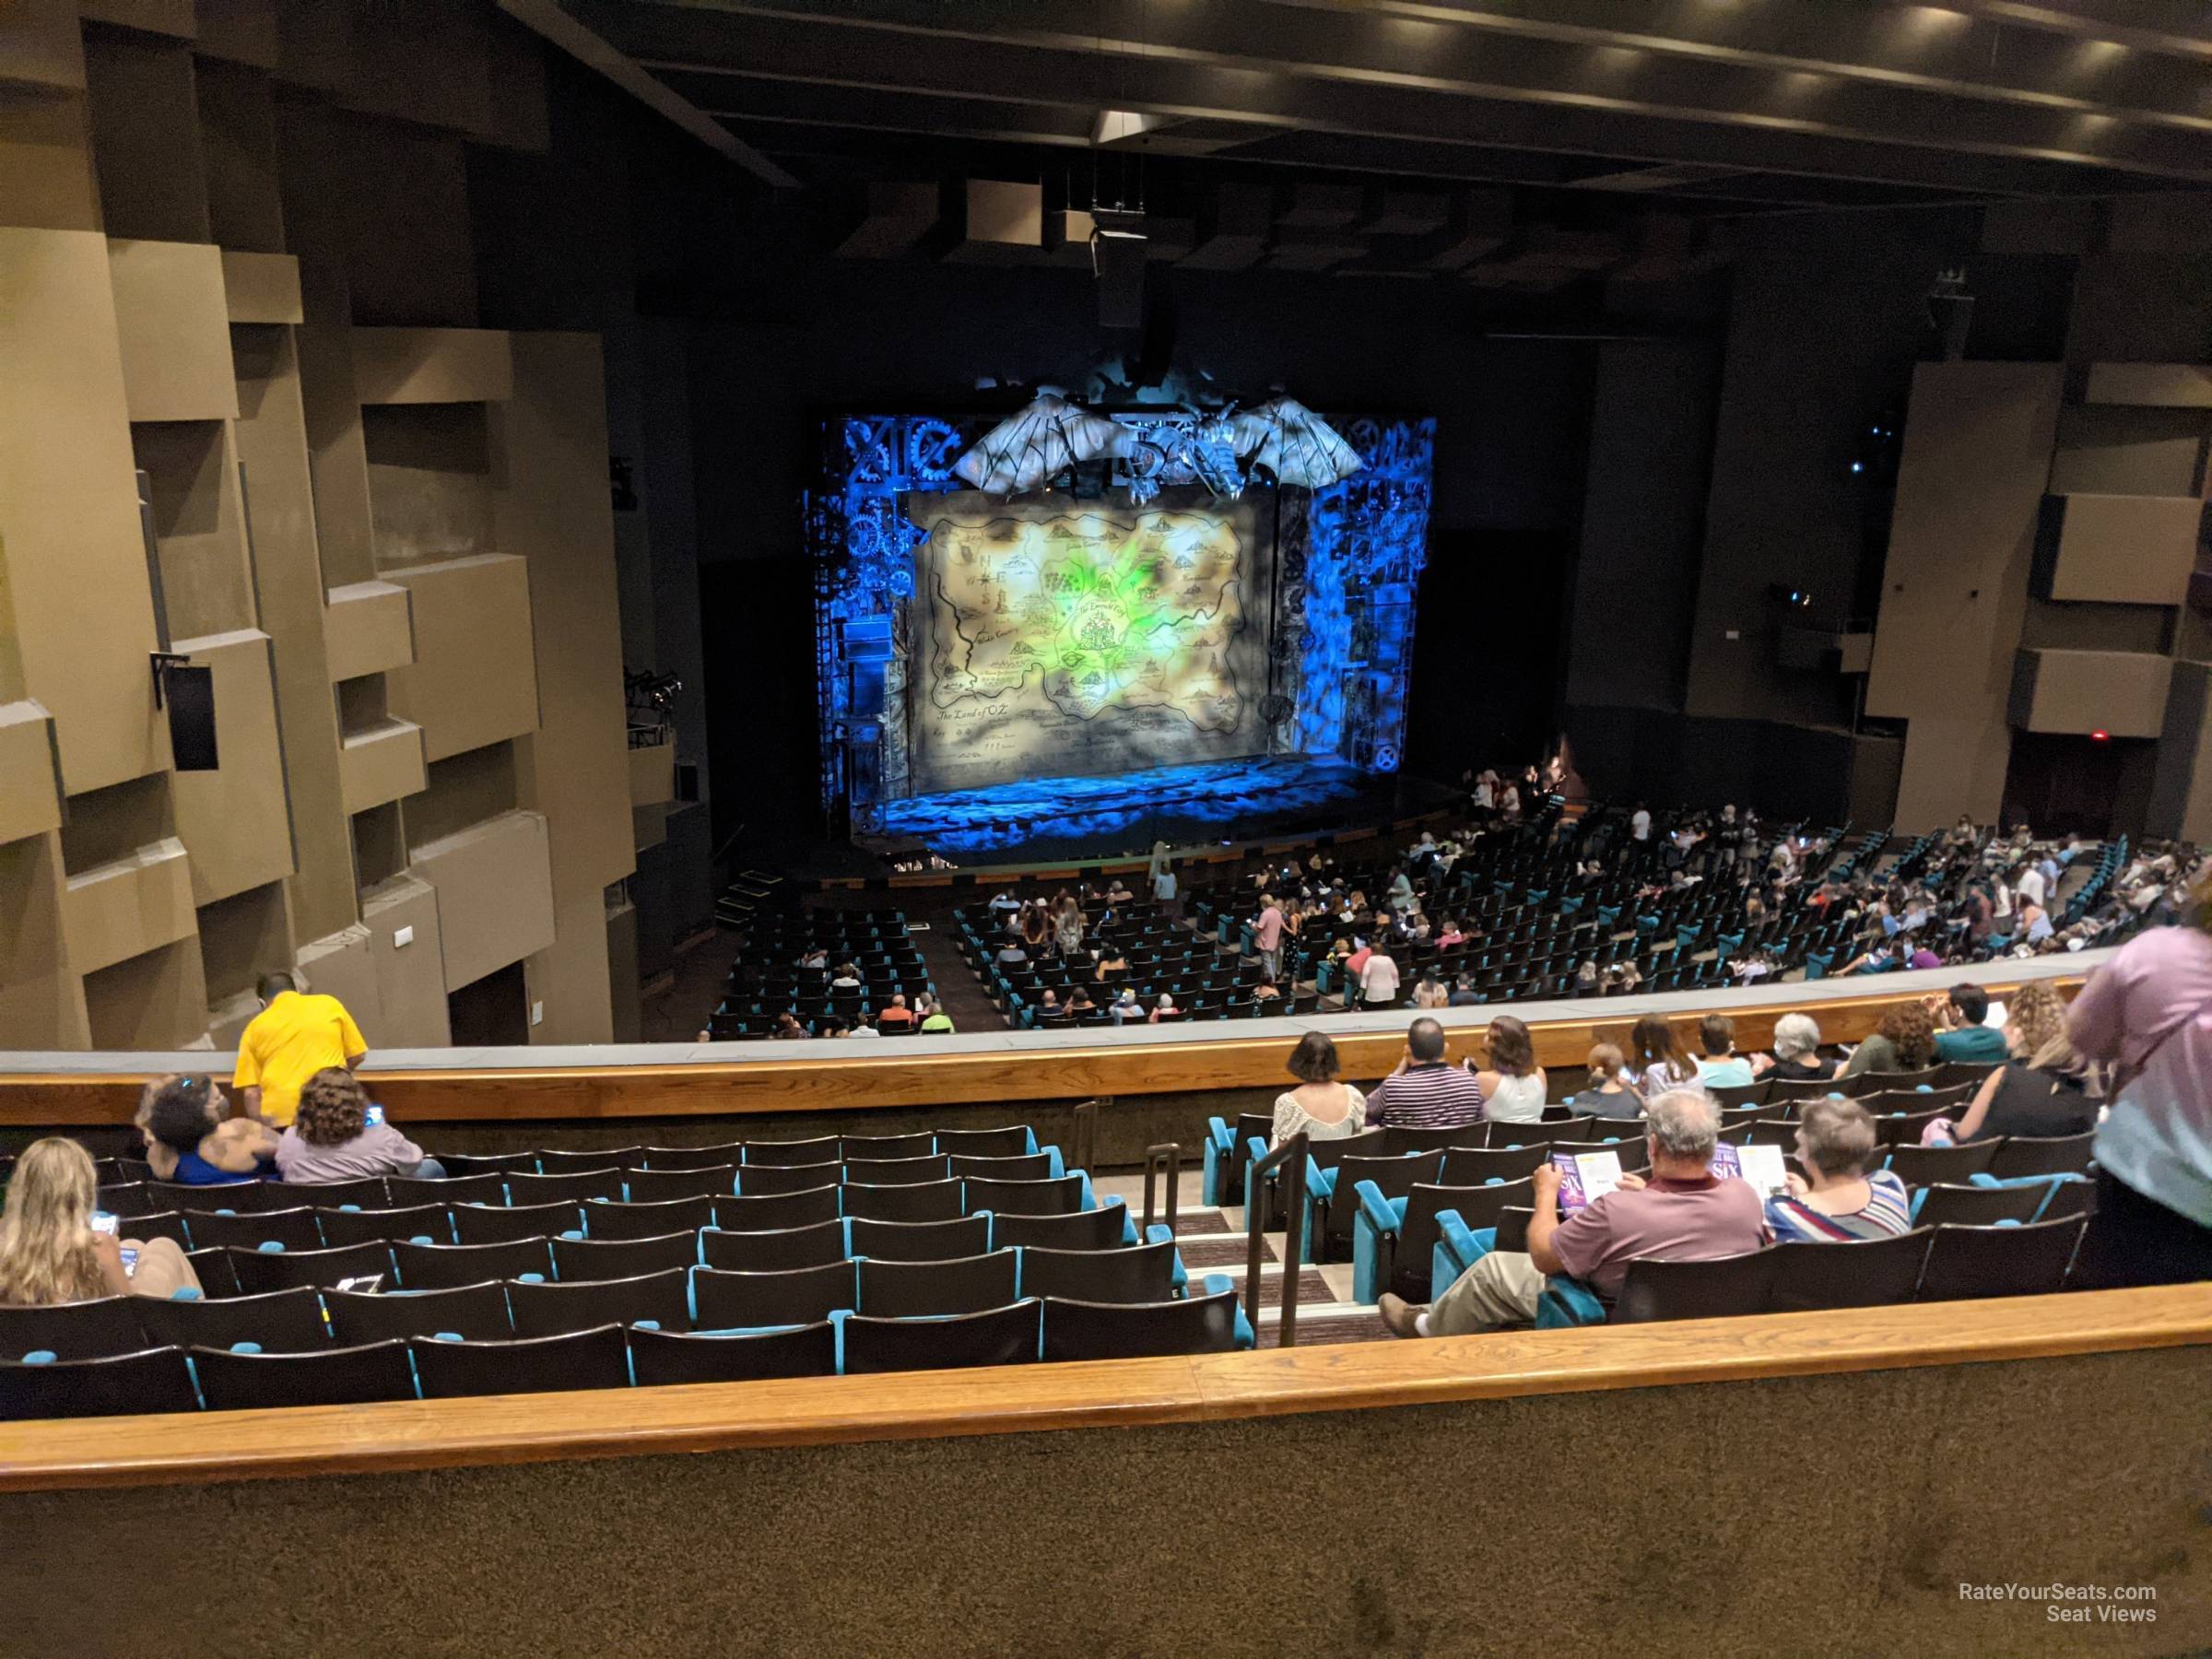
[1253, 895, 1286, 983]
[2068, 875, 2212, 1288]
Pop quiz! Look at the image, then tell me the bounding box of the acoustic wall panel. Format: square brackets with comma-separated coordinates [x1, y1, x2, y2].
[133, 418, 254, 641]
[352, 327, 513, 405]
[324, 579, 415, 680]
[294, 922, 383, 1032]
[361, 872, 451, 1046]
[106, 239, 240, 422]
[220, 250, 302, 324]
[2008, 648, 2173, 739]
[168, 629, 294, 905]
[63, 837, 196, 976]
[337, 717, 427, 816]
[0, 700, 62, 845]
[0, 831, 88, 1047]
[0, 228, 168, 795]
[2042, 495, 2204, 606]
[382, 552, 537, 763]
[2084, 363, 2212, 408]
[406, 808, 555, 991]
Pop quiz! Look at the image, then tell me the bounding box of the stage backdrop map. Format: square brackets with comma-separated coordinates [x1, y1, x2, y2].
[906, 490, 1275, 795]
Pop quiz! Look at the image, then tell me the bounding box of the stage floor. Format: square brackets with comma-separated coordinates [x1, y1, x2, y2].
[861, 755, 1459, 864]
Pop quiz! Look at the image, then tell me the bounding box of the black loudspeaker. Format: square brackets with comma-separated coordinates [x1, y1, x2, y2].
[165, 665, 218, 771]
[1093, 226, 1147, 330]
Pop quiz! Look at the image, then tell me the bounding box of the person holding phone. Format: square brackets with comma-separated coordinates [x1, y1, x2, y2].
[275, 1069, 445, 1183]
[0, 1138, 200, 1303]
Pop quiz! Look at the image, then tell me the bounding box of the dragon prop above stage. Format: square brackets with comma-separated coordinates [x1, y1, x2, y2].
[951, 394, 1363, 500]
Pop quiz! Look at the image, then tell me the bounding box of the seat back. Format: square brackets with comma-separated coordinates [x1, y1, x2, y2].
[229, 1241, 395, 1295]
[1986, 1133, 2097, 1179]
[742, 1135, 841, 1168]
[133, 1286, 330, 1354]
[843, 1179, 965, 1223]
[1767, 1078, 1845, 1105]
[391, 1171, 504, 1206]
[394, 1236, 551, 1290]
[181, 1206, 326, 1253]
[1706, 1080, 1771, 1110]
[988, 1204, 1127, 1252]
[0, 1347, 201, 1418]
[1302, 1128, 1388, 1174]
[692, 1260, 857, 1329]
[1378, 1123, 1487, 1157]
[1321, 1154, 1440, 1245]
[0, 1297, 149, 1361]
[963, 1174, 1083, 1217]
[504, 1169, 624, 1206]
[1439, 1145, 1549, 1184]
[1912, 1182, 2043, 1228]
[841, 1299, 1041, 1374]
[947, 1151, 1055, 1183]
[700, 1218, 849, 1273]
[1884, 1142, 1998, 1184]
[1918, 1217, 2085, 1301]
[932, 1124, 1034, 1159]
[585, 1194, 715, 1242]
[714, 1185, 841, 1232]
[551, 1231, 700, 1282]
[314, 1204, 455, 1247]
[837, 1132, 936, 1160]
[844, 1154, 953, 1187]
[412, 1324, 630, 1398]
[1397, 1178, 1535, 1293]
[536, 1147, 642, 1174]
[325, 1281, 514, 1345]
[1767, 1230, 1933, 1312]
[618, 1165, 737, 1204]
[150, 1179, 272, 1213]
[1613, 1251, 1777, 1324]
[281, 1176, 393, 1210]
[185, 1248, 240, 1298]
[451, 1201, 582, 1246]
[857, 1250, 1019, 1317]
[849, 1214, 989, 1263]
[192, 1338, 416, 1409]
[95, 1182, 157, 1218]
[629, 1322, 838, 1386]
[1041, 1287, 1242, 1361]
[1017, 1240, 1176, 1304]
[737, 1160, 845, 1197]
[507, 1266, 692, 1337]
[434, 1152, 537, 1179]
[639, 1142, 747, 1171]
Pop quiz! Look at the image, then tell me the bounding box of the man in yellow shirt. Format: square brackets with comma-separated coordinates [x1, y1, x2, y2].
[234, 972, 369, 1125]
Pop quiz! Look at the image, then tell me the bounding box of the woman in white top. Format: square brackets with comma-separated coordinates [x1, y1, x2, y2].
[1469, 1014, 1547, 1123]
[1272, 1032, 1368, 1147]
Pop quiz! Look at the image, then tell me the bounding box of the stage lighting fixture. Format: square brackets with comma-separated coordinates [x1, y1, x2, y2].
[1091, 207, 1147, 330]
[1767, 584, 1814, 611]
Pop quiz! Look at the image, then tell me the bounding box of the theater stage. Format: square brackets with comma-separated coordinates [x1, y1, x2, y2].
[857, 755, 1459, 865]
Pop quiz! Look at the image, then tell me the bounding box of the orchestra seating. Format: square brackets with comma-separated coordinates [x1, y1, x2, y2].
[706, 909, 931, 1039]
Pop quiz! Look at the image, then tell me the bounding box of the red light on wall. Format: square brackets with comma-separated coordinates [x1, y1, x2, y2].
[2091, 729, 2111, 742]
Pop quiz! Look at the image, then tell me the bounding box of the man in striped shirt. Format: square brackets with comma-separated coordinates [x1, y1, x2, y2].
[1366, 1018, 1486, 1130]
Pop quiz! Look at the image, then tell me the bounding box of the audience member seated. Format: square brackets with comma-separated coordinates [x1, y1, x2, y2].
[1379, 1088, 1763, 1335]
[1764, 1098, 1912, 1241]
[1948, 981, 2096, 1144]
[1693, 1015, 1755, 1088]
[1837, 1000, 1936, 1080]
[1579, 1042, 1641, 1117]
[275, 1069, 446, 1183]
[918, 998, 955, 1034]
[849, 1017, 882, 1038]
[1753, 1013, 1827, 1080]
[1273, 1033, 1367, 1147]
[137, 1075, 277, 1184]
[876, 995, 914, 1030]
[771, 1013, 812, 1041]
[1468, 1014, 1546, 1124]
[1367, 1018, 1484, 1130]
[0, 1138, 200, 1302]
[1148, 994, 1184, 1024]
[1411, 969, 1449, 1010]
[1931, 983, 2009, 1063]
[1628, 1014, 1700, 1100]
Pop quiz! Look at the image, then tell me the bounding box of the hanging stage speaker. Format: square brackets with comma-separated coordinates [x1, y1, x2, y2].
[166, 664, 219, 771]
[1091, 212, 1147, 330]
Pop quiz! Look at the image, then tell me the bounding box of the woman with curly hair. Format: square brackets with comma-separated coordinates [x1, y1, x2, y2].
[1948, 980, 2095, 1144]
[0, 1137, 199, 1304]
[1837, 998, 1937, 1080]
[274, 1067, 445, 1184]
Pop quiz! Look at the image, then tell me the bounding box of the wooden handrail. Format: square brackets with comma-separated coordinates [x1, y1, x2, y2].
[2, 1285, 2201, 1493]
[0, 973, 2083, 1125]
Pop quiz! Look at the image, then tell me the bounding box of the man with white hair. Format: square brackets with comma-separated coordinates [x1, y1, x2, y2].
[1380, 1088, 1767, 1335]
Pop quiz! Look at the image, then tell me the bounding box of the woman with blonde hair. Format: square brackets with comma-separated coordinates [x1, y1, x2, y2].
[0, 1137, 199, 1304]
[1949, 980, 2096, 1144]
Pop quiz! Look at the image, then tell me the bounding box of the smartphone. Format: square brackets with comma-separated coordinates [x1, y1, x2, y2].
[119, 1246, 140, 1277]
[89, 1211, 119, 1236]
[363, 1104, 385, 1127]
[334, 1274, 384, 1294]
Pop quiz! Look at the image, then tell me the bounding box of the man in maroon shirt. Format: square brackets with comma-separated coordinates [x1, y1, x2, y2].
[1380, 1088, 1766, 1335]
